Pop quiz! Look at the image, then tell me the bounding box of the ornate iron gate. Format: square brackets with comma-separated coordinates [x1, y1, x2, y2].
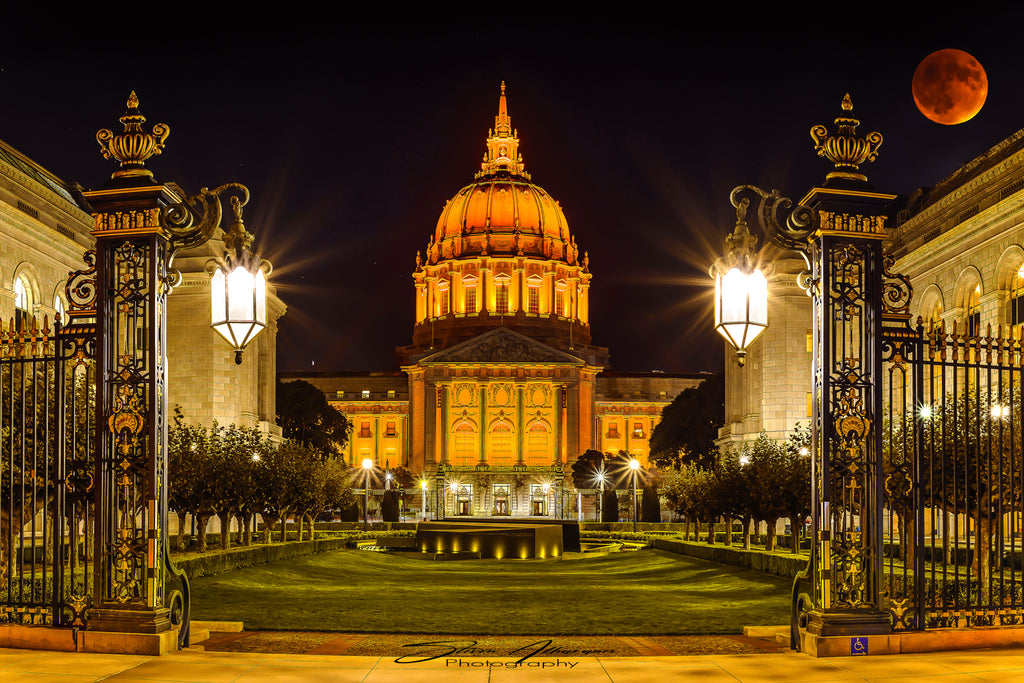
[0, 307, 95, 630]
[883, 305, 1024, 630]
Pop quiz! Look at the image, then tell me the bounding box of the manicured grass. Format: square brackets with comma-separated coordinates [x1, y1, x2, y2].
[190, 548, 791, 634]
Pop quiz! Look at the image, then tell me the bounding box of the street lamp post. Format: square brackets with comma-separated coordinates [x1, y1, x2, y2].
[629, 459, 640, 532]
[542, 482, 550, 516]
[596, 470, 605, 523]
[420, 480, 428, 520]
[711, 95, 898, 639]
[361, 458, 373, 531]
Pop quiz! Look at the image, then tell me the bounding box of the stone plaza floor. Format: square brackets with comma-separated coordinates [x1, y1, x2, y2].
[4, 644, 1024, 681]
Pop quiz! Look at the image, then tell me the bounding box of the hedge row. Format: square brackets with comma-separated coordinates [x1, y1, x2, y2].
[170, 531, 415, 579]
[652, 538, 810, 579]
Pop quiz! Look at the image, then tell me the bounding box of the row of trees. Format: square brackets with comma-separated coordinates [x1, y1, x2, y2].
[167, 379, 356, 552]
[168, 418, 357, 551]
[662, 429, 810, 551]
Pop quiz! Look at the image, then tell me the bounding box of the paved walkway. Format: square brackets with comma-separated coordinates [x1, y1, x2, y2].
[4, 645, 1024, 681]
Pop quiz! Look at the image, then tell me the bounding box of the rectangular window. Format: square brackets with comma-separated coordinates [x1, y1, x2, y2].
[465, 285, 477, 313]
[1013, 295, 1024, 329]
[607, 423, 620, 438]
[440, 288, 450, 316]
[496, 282, 509, 314]
[387, 389, 396, 398]
[359, 422, 371, 438]
[362, 390, 370, 399]
[385, 422, 396, 437]
[967, 312, 981, 337]
[632, 422, 644, 438]
[555, 289, 564, 317]
[527, 285, 539, 314]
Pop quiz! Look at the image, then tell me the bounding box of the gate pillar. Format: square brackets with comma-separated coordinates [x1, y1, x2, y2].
[82, 96, 176, 637]
[801, 182, 896, 636]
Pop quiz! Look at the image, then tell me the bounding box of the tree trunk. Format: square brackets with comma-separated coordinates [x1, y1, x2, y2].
[306, 513, 315, 540]
[280, 510, 288, 543]
[706, 517, 715, 544]
[896, 510, 916, 571]
[262, 515, 278, 544]
[973, 515, 993, 603]
[742, 515, 752, 549]
[175, 510, 188, 551]
[242, 514, 252, 546]
[765, 516, 779, 552]
[218, 511, 232, 549]
[196, 513, 210, 553]
[724, 517, 733, 546]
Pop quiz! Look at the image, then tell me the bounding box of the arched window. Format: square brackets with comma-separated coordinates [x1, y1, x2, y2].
[452, 419, 476, 466]
[489, 419, 514, 465]
[526, 420, 549, 465]
[1012, 265, 1024, 333]
[14, 275, 31, 329]
[966, 284, 981, 337]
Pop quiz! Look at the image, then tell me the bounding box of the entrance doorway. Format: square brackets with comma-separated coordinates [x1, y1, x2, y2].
[493, 483, 510, 515]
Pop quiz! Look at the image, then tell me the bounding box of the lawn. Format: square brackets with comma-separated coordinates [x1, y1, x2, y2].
[189, 548, 791, 634]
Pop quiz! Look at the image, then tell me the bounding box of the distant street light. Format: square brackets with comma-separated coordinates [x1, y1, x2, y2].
[629, 458, 641, 532]
[420, 480, 428, 520]
[361, 458, 373, 531]
[595, 469, 606, 523]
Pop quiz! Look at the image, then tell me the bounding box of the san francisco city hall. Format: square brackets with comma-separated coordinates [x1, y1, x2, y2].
[285, 85, 704, 517]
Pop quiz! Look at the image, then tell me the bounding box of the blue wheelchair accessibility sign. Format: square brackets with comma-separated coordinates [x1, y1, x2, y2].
[851, 637, 868, 655]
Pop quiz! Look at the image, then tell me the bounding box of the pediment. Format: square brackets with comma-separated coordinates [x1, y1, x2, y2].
[420, 328, 583, 365]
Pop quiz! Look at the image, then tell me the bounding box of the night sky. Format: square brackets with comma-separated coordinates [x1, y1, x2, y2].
[3, 9, 1024, 375]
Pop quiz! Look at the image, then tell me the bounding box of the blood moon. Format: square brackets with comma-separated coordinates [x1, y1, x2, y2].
[913, 49, 988, 125]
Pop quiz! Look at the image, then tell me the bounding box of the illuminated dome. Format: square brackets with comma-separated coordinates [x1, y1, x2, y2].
[402, 83, 606, 368]
[425, 83, 579, 266]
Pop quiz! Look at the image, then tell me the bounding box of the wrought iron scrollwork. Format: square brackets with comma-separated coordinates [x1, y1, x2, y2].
[161, 183, 250, 256]
[881, 255, 912, 318]
[730, 185, 819, 265]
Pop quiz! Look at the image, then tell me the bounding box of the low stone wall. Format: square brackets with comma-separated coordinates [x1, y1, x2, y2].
[652, 538, 809, 579]
[170, 538, 352, 579]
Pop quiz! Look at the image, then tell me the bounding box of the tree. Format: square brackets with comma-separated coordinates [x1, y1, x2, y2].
[735, 433, 807, 552]
[276, 379, 352, 457]
[570, 450, 606, 489]
[641, 484, 661, 522]
[649, 373, 724, 470]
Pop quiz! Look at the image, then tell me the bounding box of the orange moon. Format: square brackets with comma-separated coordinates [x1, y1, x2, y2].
[912, 49, 988, 125]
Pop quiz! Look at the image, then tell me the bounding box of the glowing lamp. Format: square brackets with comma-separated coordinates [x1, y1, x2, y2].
[209, 194, 270, 364]
[211, 264, 266, 364]
[710, 195, 772, 367]
[629, 458, 640, 471]
[714, 266, 768, 364]
[362, 458, 373, 470]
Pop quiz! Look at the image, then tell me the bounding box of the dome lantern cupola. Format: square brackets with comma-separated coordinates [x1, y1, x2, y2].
[478, 81, 528, 179]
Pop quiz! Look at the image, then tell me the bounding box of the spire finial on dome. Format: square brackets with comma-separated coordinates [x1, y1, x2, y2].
[478, 83, 529, 179]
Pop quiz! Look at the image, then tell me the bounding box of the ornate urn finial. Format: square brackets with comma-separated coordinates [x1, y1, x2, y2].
[96, 91, 170, 180]
[810, 94, 883, 182]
